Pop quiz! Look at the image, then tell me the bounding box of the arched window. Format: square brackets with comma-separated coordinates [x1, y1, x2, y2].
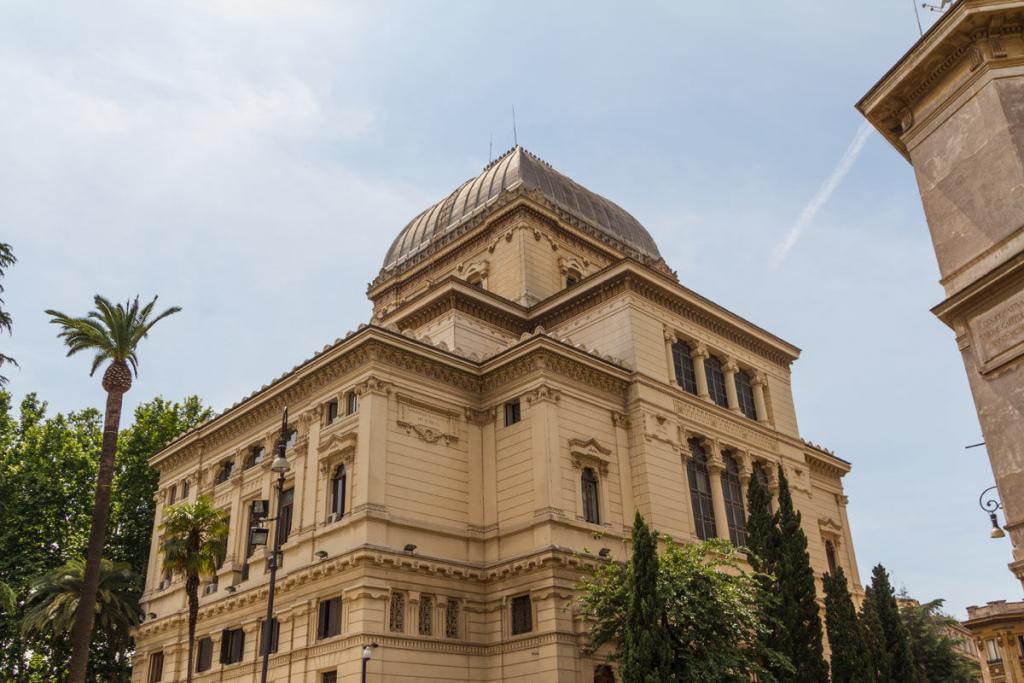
[325, 399, 339, 425]
[389, 592, 405, 633]
[687, 439, 717, 540]
[345, 391, 359, 416]
[285, 428, 297, 450]
[704, 355, 728, 408]
[825, 540, 838, 574]
[594, 665, 616, 683]
[671, 340, 697, 394]
[330, 464, 347, 518]
[419, 594, 434, 635]
[581, 467, 600, 524]
[244, 445, 265, 470]
[735, 370, 757, 420]
[721, 452, 747, 546]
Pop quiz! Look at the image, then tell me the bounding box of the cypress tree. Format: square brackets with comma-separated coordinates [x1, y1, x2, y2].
[745, 470, 788, 679]
[823, 567, 875, 683]
[774, 465, 829, 683]
[620, 511, 673, 683]
[863, 564, 920, 683]
[860, 585, 891, 682]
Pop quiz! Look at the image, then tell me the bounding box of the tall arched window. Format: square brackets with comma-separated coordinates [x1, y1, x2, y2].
[581, 467, 600, 524]
[735, 370, 757, 420]
[330, 464, 347, 518]
[721, 452, 747, 546]
[345, 391, 359, 416]
[825, 540, 838, 574]
[687, 439, 717, 540]
[671, 340, 697, 394]
[704, 355, 728, 408]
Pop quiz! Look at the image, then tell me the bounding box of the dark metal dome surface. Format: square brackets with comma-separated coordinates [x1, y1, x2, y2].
[382, 146, 661, 272]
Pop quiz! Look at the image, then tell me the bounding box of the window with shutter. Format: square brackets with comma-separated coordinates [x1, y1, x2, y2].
[445, 599, 460, 639]
[259, 618, 279, 655]
[277, 489, 294, 545]
[511, 594, 533, 635]
[389, 592, 405, 633]
[581, 467, 600, 524]
[147, 651, 163, 683]
[419, 594, 434, 635]
[317, 597, 342, 639]
[196, 637, 213, 672]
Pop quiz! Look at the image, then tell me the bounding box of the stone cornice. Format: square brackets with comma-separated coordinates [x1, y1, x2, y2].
[857, 0, 1024, 160]
[149, 327, 632, 473]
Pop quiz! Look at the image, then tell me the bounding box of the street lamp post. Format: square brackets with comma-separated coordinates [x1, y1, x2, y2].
[979, 485, 1007, 539]
[258, 408, 291, 683]
[361, 642, 378, 683]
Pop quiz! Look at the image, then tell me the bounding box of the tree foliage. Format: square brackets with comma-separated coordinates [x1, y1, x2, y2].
[900, 597, 979, 683]
[823, 567, 874, 683]
[160, 496, 229, 683]
[578, 513, 789, 682]
[0, 391, 210, 682]
[0, 242, 17, 384]
[862, 564, 920, 683]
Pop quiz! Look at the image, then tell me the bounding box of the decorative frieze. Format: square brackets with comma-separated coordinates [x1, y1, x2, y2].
[396, 395, 459, 445]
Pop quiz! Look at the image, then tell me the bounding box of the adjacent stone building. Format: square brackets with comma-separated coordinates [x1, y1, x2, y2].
[964, 600, 1024, 682]
[132, 146, 860, 682]
[857, 0, 1024, 586]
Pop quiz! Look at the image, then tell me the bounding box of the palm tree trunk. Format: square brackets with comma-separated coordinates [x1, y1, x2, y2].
[67, 388, 124, 683]
[186, 575, 199, 683]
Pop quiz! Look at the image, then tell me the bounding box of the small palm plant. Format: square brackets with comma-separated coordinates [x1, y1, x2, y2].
[46, 295, 180, 683]
[0, 242, 18, 385]
[21, 558, 141, 674]
[161, 495, 229, 683]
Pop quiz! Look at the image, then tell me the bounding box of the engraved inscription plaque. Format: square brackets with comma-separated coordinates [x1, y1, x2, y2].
[971, 289, 1024, 373]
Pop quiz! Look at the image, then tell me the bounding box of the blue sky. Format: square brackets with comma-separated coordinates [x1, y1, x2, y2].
[2, 1, 1015, 616]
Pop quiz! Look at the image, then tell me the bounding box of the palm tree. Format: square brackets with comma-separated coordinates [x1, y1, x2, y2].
[46, 295, 180, 682]
[161, 495, 229, 683]
[21, 558, 141, 681]
[0, 242, 18, 385]
[21, 558, 141, 642]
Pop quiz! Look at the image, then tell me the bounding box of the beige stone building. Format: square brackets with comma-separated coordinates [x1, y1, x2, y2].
[858, 0, 1024, 586]
[964, 600, 1024, 682]
[132, 146, 861, 682]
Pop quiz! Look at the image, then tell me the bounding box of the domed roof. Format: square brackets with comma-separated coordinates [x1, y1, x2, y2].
[381, 146, 662, 273]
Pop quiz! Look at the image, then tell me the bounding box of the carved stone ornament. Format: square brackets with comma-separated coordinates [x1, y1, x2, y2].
[643, 411, 678, 447]
[818, 516, 843, 535]
[524, 384, 561, 405]
[568, 437, 613, 475]
[464, 407, 496, 426]
[317, 431, 357, 474]
[558, 254, 589, 277]
[396, 395, 459, 445]
[355, 375, 393, 397]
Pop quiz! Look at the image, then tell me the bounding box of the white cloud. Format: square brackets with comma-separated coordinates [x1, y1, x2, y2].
[774, 121, 874, 264]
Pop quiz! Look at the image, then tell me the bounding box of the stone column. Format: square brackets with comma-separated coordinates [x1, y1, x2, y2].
[858, 0, 1024, 586]
[691, 344, 710, 400]
[353, 376, 392, 516]
[704, 440, 730, 541]
[612, 411, 635, 527]
[664, 328, 677, 385]
[297, 407, 321, 534]
[738, 454, 752, 512]
[723, 358, 741, 413]
[752, 373, 769, 424]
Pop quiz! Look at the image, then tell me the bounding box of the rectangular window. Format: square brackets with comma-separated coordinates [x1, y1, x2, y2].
[445, 599, 460, 639]
[735, 371, 757, 420]
[504, 399, 521, 427]
[196, 637, 213, 672]
[511, 595, 532, 635]
[168, 486, 176, 505]
[326, 399, 339, 425]
[220, 627, 245, 665]
[704, 356, 729, 408]
[322, 673, 338, 683]
[181, 479, 189, 500]
[1018, 634, 1024, 658]
[277, 489, 294, 545]
[147, 651, 163, 683]
[985, 638, 1001, 662]
[317, 597, 342, 639]
[259, 617, 280, 655]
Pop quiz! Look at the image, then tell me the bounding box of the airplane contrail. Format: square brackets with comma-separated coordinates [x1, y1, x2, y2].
[774, 121, 874, 265]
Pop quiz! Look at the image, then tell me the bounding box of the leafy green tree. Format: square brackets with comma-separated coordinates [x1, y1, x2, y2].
[620, 511, 673, 682]
[0, 390, 207, 681]
[0, 242, 16, 385]
[579, 513, 789, 682]
[823, 567, 874, 683]
[899, 597, 979, 683]
[21, 558, 140, 682]
[108, 396, 212, 577]
[46, 295, 180, 683]
[862, 564, 920, 682]
[161, 495, 229, 683]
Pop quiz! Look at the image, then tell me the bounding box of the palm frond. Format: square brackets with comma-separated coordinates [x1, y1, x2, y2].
[46, 295, 180, 379]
